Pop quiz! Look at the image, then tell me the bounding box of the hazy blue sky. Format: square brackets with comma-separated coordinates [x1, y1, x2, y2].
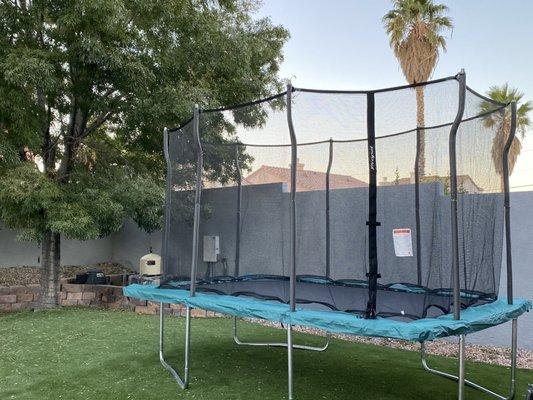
[256, 0, 533, 190]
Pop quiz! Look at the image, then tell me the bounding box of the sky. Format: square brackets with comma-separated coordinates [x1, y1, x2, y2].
[254, 0, 533, 191]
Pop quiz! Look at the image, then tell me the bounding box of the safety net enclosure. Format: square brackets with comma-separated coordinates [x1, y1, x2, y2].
[125, 72, 533, 400]
[161, 71, 515, 321]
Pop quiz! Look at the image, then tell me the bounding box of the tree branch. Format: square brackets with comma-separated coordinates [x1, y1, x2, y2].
[57, 102, 88, 181]
[82, 110, 114, 139]
[102, 88, 118, 99]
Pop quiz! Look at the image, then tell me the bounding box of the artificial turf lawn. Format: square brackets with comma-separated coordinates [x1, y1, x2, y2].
[0, 308, 531, 400]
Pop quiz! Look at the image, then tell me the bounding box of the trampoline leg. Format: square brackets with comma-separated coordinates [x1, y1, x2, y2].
[287, 323, 294, 400]
[420, 318, 518, 400]
[510, 318, 518, 399]
[458, 334, 466, 400]
[232, 317, 330, 352]
[184, 306, 191, 384]
[159, 302, 190, 389]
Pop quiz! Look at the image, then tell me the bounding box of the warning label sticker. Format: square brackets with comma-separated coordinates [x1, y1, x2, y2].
[393, 228, 413, 257]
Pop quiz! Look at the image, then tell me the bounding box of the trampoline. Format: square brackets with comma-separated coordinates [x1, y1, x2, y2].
[124, 70, 532, 399]
[159, 274, 497, 319]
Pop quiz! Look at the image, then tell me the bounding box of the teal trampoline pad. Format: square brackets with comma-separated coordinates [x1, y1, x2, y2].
[123, 284, 531, 342]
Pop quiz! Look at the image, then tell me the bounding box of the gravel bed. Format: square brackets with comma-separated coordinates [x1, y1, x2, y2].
[0, 263, 134, 287]
[251, 319, 533, 370]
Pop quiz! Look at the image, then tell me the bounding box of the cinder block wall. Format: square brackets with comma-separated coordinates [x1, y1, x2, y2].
[0, 225, 112, 267]
[109, 219, 162, 271]
[1, 188, 532, 349]
[119, 187, 533, 349]
[468, 191, 533, 349]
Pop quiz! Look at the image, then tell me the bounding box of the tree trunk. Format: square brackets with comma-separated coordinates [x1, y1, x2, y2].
[39, 230, 60, 308]
[52, 232, 61, 288]
[416, 86, 426, 176]
[57, 105, 87, 182]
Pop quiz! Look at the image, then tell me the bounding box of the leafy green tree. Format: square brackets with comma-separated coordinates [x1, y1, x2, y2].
[383, 0, 452, 175]
[0, 0, 288, 307]
[480, 84, 532, 180]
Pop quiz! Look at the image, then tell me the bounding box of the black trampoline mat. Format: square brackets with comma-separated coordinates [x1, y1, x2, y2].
[160, 275, 494, 320]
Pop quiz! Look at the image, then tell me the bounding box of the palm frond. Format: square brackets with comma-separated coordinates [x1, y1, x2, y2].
[480, 83, 531, 177]
[383, 0, 452, 84]
[382, 0, 452, 175]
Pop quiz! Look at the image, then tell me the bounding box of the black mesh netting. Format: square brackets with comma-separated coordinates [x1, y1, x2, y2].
[162, 75, 509, 320]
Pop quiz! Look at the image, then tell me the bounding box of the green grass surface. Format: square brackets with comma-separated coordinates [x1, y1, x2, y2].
[1, 308, 531, 400]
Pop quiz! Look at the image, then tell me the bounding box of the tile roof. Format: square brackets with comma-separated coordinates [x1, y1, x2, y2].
[244, 165, 367, 191]
[382, 174, 482, 193]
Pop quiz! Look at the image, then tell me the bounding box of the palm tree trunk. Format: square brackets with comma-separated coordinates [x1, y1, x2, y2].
[416, 86, 426, 176]
[39, 230, 60, 308]
[495, 118, 521, 191]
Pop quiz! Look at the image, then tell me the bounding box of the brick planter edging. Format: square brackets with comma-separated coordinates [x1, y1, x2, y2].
[0, 284, 40, 311]
[0, 275, 217, 318]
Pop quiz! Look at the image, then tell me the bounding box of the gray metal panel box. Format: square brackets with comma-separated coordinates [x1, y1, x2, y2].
[203, 236, 220, 262]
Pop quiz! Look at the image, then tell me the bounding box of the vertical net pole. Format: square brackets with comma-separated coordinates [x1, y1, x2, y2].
[190, 105, 203, 296]
[234, 144, 242, 277]
[503, 102, 517, 305]
[325, 139, 333, 278]
[449, 71, 466, 320]
[162, 128, 172, 278]
[414, 127, 423, 286]
[365, 92, 381, 318]
[287, 84, 297, 312]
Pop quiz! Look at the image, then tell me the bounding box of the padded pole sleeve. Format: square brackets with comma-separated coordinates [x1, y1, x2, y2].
[162, 128, 172, 277]
[190, 105, 203, 296]
[414, 127, 422, 286]
[287, 84, 297, 312]
[503, 102, 517, 305]
[365, 92, 381, 318]
[449, 71, 467, 320]
[234, 144, 242, 277]
[325, 139, 333, 278]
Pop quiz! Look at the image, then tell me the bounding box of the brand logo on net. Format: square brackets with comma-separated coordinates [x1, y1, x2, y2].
[369, 145, 376, 171]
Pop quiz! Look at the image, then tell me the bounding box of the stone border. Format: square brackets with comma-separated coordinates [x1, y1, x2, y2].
[0, 275, 214, 318]
[0, 284, 40, 311]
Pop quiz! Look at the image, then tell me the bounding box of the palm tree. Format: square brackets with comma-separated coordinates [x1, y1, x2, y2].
[480, 84, 531, 181]
[383, 0, 453, 175]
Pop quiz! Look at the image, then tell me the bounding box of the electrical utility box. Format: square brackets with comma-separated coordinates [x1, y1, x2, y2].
[203, 236, 220, 262]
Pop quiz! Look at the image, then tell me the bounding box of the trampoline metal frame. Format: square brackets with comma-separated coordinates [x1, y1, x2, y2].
[159, 302, 190, 389]
[158, 72, 520, 400]
[420, 318, 518, 400]
[158, 309, 519, 400]
[232, 316, 330, 352]
[157, 306, 328, 393]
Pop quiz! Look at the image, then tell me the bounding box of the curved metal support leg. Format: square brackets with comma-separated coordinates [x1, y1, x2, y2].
[287, 323, 294, 400]
[159, 302, 190, 389]
[232, 317, 330, 352]
[458, 334, 466, 400]
[421, 319, 517, 400]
